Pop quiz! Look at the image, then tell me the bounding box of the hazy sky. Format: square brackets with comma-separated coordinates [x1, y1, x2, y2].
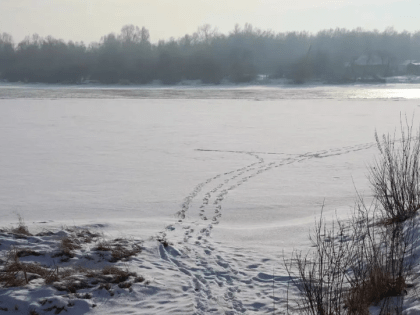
[1, 0, 419, 44]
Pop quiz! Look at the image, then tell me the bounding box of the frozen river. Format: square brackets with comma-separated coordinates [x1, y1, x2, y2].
[2, 84, 420, 314]
[1, 84, 420, 249]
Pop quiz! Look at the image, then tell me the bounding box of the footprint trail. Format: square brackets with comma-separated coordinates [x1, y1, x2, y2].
[159, 141, 377, 314]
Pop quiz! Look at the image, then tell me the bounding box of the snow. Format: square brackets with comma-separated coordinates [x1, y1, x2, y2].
[1, 85, 420, 313]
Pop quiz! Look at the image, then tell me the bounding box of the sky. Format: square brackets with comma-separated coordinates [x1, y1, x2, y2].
[0, 0, 419, 44]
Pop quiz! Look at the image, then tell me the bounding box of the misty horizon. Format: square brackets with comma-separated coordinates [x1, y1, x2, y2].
[1, 24, 419, 47]
[1, 0, 419, 45]
[2, 23, 420, 85]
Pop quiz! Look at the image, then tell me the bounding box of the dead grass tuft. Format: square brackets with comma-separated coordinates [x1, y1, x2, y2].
[9, 215, 32, 237]
[65, 227, 100, 243]
[134, 275, 145, 283]
[94, 238, 142, 262]
[110, 244, 142, 262]
[101, 265, 136, 283]
[346, 268, 406, 314]
[55, 278, 93, 293]
[118, 281, 132, 289]
[52, 236, 82, 261]
[61, 236, 81, 251]
[95, 240, 112, 251]
[0, 248, 56, 287]
[0, 224, 145, 296]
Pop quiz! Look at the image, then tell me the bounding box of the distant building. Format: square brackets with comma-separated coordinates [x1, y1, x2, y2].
[398, 60, 417, 73]
[407, 62, 420, 75]
[351, 54, 389, 78]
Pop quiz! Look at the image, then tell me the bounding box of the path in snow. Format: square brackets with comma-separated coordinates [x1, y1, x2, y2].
[157, 141, 377, 314]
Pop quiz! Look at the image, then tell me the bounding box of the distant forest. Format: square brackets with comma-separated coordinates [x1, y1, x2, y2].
[1, 24, 420, 84]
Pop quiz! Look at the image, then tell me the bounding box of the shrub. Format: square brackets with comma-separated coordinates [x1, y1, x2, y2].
[370, 118, 420, 224]
[286, 120, 420, 314]
[286, 201, 414, 315]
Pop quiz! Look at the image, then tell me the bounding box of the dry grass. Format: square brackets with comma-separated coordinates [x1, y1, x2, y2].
[101, 265, 136, 283]
[0, 248, 55, 287]
[94, 239, 142, 262]
[65, 226, 100, 243]
[0, 253, 142, 293]
[53, 229, 99, 261]
[50, 265, 140, 294]
[285, 121, 420, 315]
[118, 281, 132, 289]
[8, 215, 32, 237]
[52, 237, 79, 261]
[110, 244, 142, 262]
[370, 117, 420, 223]
[95, 240, 112, 251]
[346, 267, 406, 314]
[16, 249, 42, 258]
[61, 236, 82, 251]
[0, 219, 145, 301]
[286, 200, 415, 314]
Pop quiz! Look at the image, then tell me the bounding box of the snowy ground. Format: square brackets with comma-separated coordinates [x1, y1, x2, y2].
[1, 86, 420, 313]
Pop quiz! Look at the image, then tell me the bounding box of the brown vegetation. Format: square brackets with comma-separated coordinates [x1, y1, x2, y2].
[0, 221, 145, 297]
[7, 215, 32, 237]
[286, 121, 420, 314]
[94, 238, 142, 262]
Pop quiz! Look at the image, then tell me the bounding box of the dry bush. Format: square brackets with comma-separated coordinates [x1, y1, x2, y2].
[286, 120, 420, 314]
[286, 200, 416, 315]
[345, 203, 417, 314]
[286, 210, 354, 315]
[370, 118, 420, 224]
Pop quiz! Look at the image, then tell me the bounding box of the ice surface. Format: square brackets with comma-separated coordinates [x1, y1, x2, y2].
[1, 85, 420, 313]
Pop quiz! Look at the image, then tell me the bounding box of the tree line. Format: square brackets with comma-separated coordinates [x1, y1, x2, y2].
[1, 24, 420, 84]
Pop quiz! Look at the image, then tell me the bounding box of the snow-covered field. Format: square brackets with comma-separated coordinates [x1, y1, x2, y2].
[1, 85, 420, 314]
